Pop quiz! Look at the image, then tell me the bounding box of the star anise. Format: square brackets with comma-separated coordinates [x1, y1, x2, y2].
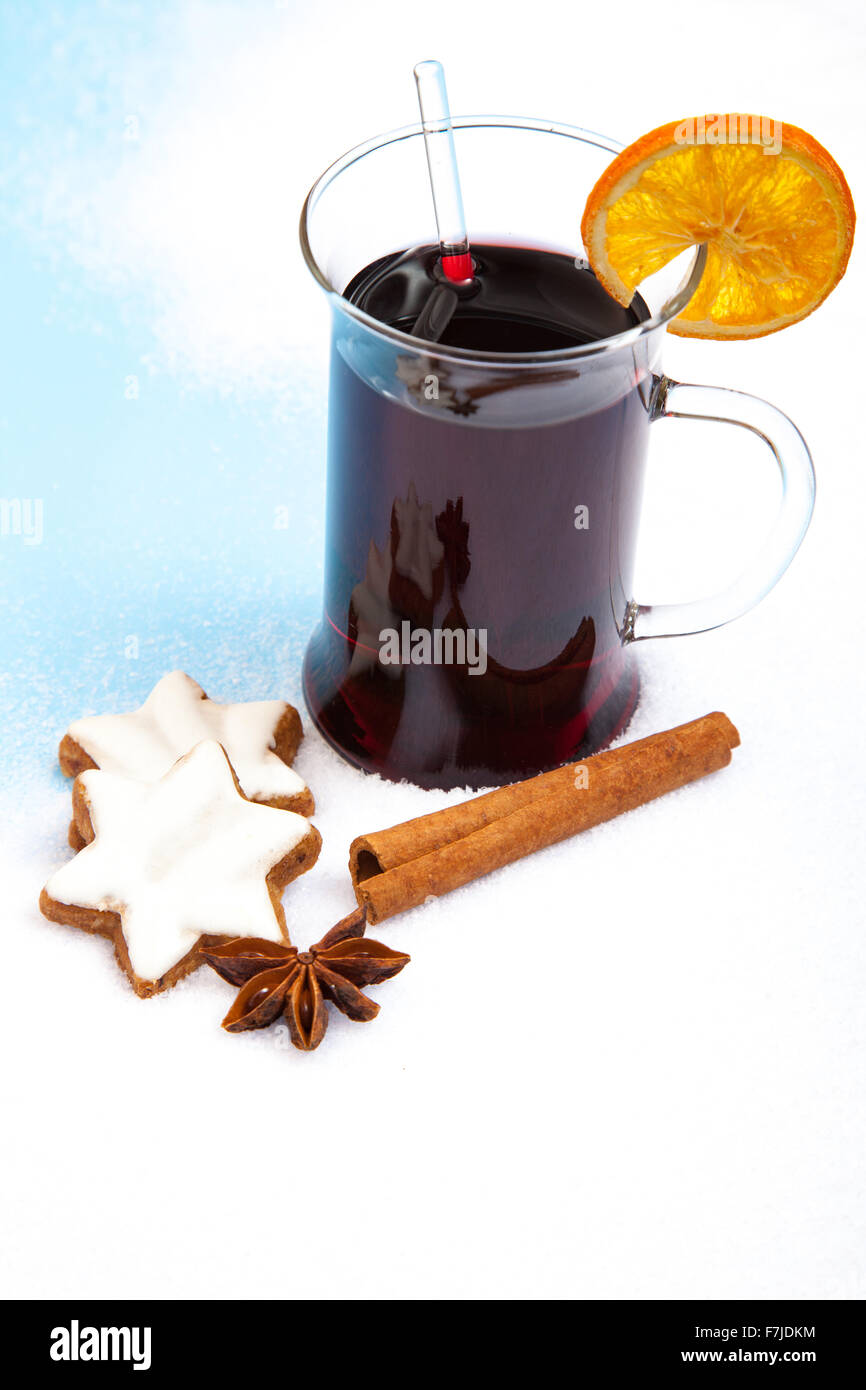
[448, 394, 479, 417]
[201, 906, 409, 1051]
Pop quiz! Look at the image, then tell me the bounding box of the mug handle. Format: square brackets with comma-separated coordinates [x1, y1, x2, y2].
[623, 376, 816, 642]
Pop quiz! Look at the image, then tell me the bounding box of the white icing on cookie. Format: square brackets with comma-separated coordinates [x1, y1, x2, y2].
[45, 740, 311, 983]
[67, 671, 307, 803]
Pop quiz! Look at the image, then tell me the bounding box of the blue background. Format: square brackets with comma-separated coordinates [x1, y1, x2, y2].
[0, 2, 330, 785]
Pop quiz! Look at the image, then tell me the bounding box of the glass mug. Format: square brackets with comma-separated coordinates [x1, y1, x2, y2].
[300, 119, 815, 789]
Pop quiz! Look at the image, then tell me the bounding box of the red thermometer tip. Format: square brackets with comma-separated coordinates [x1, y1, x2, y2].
[441, 251, 473, 283]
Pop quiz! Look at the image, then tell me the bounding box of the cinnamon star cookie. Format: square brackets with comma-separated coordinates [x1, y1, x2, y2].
[59, 670, 313, 815]
[40, 740, 322, 997]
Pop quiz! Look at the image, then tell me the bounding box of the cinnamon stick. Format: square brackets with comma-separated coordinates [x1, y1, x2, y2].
[350, 712, 739, 923]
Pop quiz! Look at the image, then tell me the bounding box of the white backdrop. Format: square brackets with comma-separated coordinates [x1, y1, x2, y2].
[1, 0, 864, 1299]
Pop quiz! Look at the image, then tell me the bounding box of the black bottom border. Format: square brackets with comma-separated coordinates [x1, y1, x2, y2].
[3, 1298, 861, 1374]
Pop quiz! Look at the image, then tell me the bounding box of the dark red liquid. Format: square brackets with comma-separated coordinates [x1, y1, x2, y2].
[304, 244, 651, 788]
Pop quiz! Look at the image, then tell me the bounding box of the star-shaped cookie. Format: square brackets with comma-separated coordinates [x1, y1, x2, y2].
[59, 671, 313, 821]
[40, 740, 322, 997]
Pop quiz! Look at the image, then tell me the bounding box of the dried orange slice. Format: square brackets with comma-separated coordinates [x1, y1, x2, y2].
[581, 115, 855, 338]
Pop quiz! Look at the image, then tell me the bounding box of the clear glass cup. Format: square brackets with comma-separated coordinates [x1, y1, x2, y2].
[300, 118, 815, 788]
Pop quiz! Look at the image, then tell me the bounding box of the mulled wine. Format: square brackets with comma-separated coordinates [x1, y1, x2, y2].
[303, 243, 652, 788]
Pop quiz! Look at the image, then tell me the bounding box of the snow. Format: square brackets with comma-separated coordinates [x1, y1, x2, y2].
[1, 0, 864, 1302]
